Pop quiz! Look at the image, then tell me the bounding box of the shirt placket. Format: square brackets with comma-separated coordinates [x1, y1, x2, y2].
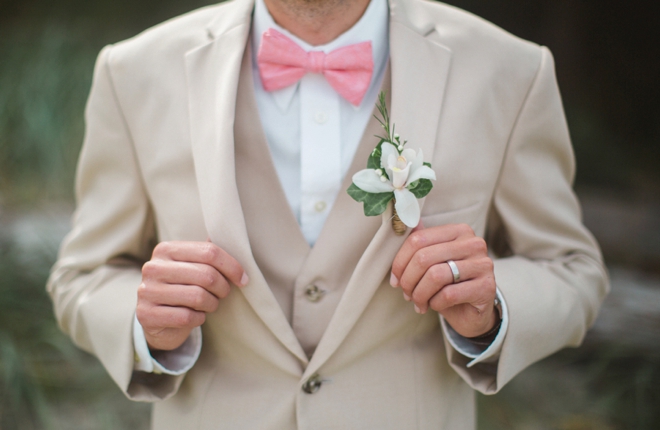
[299, 72, 342, 246]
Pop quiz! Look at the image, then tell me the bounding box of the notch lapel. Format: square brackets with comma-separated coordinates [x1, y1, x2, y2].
[185, 0, 308, 364]
[305, 0, 453, 377]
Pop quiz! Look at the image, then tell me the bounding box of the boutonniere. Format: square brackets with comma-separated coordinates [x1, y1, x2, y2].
[347, 92, 436, 235]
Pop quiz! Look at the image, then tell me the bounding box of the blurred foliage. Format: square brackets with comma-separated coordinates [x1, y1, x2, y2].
[0, 237, 150, 429]
[478, 345, 660, 430]
[0, 25, 94, 203]
[0, 0, 216, 206]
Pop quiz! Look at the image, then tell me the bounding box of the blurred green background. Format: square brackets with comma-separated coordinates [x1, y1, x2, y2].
[0, 0, 659, 429]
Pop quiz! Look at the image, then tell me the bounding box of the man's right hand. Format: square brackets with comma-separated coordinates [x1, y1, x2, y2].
[137, 241, 248, 351]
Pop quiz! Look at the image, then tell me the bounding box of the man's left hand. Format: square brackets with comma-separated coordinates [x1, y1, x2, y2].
[390, 223, 498, 338]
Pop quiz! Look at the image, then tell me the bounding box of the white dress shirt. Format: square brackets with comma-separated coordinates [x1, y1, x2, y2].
[133, 0, 508, 375]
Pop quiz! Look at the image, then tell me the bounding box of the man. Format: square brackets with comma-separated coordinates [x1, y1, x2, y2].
[48, 0, 609, 428]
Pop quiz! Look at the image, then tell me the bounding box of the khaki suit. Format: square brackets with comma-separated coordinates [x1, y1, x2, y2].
[48, 0, 609, 428]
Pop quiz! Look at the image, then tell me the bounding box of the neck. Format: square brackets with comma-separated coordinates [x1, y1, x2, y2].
[263, 0, 372, 46]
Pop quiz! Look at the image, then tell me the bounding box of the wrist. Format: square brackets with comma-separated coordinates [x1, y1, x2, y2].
[145, 328, 191, 352]
[467, 302, 502, 346]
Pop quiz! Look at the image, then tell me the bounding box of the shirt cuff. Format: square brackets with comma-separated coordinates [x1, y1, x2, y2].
[440, 288, 509, 368]
[132, 314, 202, 375]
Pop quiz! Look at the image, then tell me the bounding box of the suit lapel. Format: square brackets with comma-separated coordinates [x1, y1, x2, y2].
[305, 0, 453, 376]
[388, 0, 452, 167]
[185, 0, 308, 364]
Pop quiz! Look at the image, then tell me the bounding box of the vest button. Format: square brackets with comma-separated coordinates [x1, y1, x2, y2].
[302, 374, 323, 394]
[305, 285, 324, 302]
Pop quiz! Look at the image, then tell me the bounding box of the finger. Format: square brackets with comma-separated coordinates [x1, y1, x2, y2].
[391, 224, 477, 286]
[411, 260, 476, 314]
[153, 241, 248, 287]
[398, 239, 485, 297]
[407, 263, 450, 312]
[137, 303, 206, 331]
[427, 276, 496, 314]
[142, 260, 232, 298]
[410, 258, 494, 313]
[411, 219, 425, 233]
[139, 283, 220, 313]
[142, 260, 207, 285]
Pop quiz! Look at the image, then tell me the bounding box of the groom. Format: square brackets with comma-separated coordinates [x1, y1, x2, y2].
[48, 0, 609, 428]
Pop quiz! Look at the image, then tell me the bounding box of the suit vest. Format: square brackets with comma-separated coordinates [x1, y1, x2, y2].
[233, 42, 391, 357]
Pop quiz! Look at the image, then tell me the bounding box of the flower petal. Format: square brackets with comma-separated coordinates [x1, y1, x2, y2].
[409, 148, 423, 172]
[407, 165, 436, 184]
[387, 153, 398, 169]
[392, 162, 412, 189]
[380, 142, 398, 170]
[394, 188, 421, 228]
[353, 169, 395, 193]
[401, 148, 418, 166]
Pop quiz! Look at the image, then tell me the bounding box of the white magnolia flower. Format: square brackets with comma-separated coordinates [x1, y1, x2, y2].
[352, 142, 436, 227]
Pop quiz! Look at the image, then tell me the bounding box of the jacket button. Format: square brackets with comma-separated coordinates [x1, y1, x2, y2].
[302, 374, 323, 394]
[305, 285, 324, 302]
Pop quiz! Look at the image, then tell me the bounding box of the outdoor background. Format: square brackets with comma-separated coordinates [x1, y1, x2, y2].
[1, 0, 659, 429]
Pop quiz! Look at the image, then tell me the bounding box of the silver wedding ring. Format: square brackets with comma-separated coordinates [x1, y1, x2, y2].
[446, 260, 460, 284]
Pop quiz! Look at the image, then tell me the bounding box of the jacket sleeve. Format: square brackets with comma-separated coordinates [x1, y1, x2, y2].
[47, 45, 184, 401]
[444, 46, 610, 394]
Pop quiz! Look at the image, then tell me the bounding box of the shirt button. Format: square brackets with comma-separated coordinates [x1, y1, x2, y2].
[314, 111, 328, 124]
[314, 201, 327, 212]
[302, 373, 323, 394]
[305, 285, 324, 302]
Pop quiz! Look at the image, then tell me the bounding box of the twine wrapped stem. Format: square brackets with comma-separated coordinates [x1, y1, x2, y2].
[391, 198, 407, 235]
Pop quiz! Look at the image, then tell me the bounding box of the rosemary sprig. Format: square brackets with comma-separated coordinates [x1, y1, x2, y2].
[374, 91, 406, 150]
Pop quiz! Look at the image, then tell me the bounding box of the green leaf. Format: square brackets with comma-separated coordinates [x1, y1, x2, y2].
[367, 139, 387, 170]
[423, 162, 432, 168]
[362, 192, 394, 216]
[347, 183, 370, 203]
[347, 184, 393, 216]
[408, 179, 433, 198]
[367, 148, 381, 170]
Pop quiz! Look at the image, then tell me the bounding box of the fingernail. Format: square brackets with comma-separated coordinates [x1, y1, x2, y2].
[390, 273, 399, 287]
[240, 272, 249, 287]
[414, 305, 421, 314]
[403, 293, 411, 301]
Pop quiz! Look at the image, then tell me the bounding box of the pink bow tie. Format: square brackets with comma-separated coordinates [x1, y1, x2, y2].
[257, 28, 374, 106]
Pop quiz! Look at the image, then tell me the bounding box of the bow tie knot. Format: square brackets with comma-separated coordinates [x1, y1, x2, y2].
[257, 28, 374, 106]
[306, 51, 326, 74]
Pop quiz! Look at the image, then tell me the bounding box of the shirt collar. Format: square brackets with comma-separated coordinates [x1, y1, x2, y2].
[251, 0, 390, 112]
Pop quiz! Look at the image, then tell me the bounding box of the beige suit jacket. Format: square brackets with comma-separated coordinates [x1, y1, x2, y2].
[48, 0, 609, 428]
